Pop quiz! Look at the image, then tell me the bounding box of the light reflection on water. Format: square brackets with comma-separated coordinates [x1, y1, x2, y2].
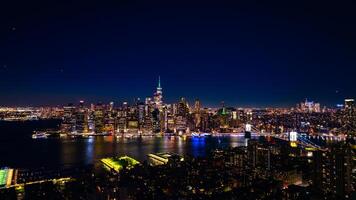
[73, 136, 252, 166]
[3, 120, 350, 169]
[191, 137, 206, 157]
[1, 131, 251, 168]
[2, 121, 249, 168]
[85, 137, 94, 164]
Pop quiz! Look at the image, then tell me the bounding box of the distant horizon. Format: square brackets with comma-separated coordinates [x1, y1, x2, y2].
[0, 74, 352, 108]
[0, 95, 351, 109]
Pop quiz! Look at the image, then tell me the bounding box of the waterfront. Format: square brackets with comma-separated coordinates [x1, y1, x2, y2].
[0, 120, 251, 168]
[1, 121, 355, 199]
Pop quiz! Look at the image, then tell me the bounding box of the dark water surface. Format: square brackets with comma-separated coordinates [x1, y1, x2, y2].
[0, 120, 250, 169]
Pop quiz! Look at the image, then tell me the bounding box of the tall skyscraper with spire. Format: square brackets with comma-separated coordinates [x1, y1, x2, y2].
[154, 76, 163, 110]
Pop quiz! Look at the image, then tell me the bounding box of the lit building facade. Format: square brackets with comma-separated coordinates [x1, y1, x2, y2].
[153, 76, 163, 111]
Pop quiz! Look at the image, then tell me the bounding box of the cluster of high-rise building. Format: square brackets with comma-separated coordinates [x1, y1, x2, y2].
[312, 143, 355, 198]
[61, 101, 115, 135]
[57, 78, 356, 137]
[296, 99, 322, 113]
[59, 77, 247, 135]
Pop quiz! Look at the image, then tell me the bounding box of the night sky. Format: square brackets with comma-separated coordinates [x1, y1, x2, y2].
[1, 1, 355, 107]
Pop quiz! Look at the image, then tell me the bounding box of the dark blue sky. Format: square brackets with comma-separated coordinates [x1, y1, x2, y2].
[1, 0, 355, 107]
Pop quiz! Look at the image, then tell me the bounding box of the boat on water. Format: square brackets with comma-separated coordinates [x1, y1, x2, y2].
[67, 131, 112, 138]
[32, 130, 62, 139]
[124, 134, 135, 139]
[191, 132, 212, 137]
[93, 132, 112, 136]
[32, 131, 48, 139]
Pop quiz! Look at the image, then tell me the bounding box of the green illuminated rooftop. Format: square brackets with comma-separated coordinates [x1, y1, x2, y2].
[101, 156, 140, 172]
[0, 169, 8, 186]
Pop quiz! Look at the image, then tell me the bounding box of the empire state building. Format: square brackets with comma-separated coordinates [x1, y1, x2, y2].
[154, 76, 163, 110]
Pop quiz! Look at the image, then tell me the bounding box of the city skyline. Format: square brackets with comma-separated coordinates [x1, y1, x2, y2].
[1, 1, 356, 107]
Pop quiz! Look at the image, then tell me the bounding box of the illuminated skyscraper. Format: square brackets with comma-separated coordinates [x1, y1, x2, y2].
[194, 99, 201, 130]
[299, 99, 321, 113]
[194, 99, 201, 113]
[153, 76, 163, 110]
[138, 101, 145, 126]
[94, 103, 104, 133]
[312, 144, 354, 198]
[177, 97, 189, 117]
[345, 99, 354, 110]
[75, 100, 88, 133]
[152, 108, 161, 133]
[109, 101, 114, 111]
[61, 103, 76, 133]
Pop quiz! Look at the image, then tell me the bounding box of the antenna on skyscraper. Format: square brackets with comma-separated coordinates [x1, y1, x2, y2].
[158, 76, 161, 88]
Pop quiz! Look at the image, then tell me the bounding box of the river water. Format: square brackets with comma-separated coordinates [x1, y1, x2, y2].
[0, 120, 252, 169]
